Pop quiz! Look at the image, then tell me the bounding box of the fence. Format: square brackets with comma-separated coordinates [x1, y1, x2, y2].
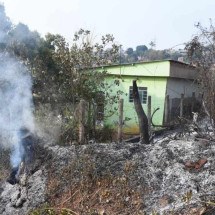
[163, 92, 202, 125]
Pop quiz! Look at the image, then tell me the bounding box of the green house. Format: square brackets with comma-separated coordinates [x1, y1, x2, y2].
[101, 60, 200, 135]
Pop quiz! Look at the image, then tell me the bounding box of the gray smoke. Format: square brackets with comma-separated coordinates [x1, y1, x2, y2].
[0, 53, 34, 168]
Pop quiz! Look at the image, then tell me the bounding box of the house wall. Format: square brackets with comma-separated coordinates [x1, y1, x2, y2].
[166, 78, 199, 99]
[165, 78, 201, 122]
[104, 75, 167, 134]
[170, 61, 196, 79]
[100, 60, 199, 134]
[103, 61, 170, 77]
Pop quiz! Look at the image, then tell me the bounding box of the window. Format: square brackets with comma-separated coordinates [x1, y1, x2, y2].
[129, 86, 147, 104]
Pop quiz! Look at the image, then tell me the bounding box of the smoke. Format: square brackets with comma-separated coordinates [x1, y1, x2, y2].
[0, 4, 12, 43]
[34, 109, 62, 146]
[0, 53, 34, 168]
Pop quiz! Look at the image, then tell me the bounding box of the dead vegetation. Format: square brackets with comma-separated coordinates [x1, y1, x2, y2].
[43, 156, 144, 215]
[27, 136, 215, 215]
[0, 148, 10, 181]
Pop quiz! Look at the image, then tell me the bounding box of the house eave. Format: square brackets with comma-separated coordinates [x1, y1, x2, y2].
[101, 60, 197, 80]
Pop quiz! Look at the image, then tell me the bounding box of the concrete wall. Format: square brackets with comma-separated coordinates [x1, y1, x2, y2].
[104, 75, 167, 134]
[166, 78, 199, 99]
[100, 60, 199, 134]
[165, 77, 201, 122]
[170, 61, 197, 79]
[103, 61, 170, 77]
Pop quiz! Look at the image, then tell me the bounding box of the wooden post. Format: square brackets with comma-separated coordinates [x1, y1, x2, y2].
[92, 102, 97, 138]
[191, 92, 195, 113]
[164, 95, 170, 124]
[79, 99, 86, 144]
[180, 93, 184, 118]
[118, 98, 124, 142]
[147, 96, 151, 132]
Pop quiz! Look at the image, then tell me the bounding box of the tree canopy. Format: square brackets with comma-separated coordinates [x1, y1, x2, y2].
[185, 21, 215, 125]
[123, 44, 184, 63]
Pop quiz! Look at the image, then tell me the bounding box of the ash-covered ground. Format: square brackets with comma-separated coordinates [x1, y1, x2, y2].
[0, 130, 215, 215]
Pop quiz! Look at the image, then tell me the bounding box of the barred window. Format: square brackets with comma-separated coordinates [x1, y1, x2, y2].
[129, 86, 147, 104]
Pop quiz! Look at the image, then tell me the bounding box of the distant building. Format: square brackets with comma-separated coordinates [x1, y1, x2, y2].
[100, 60, 201, 135]
[177, 56, 184, 62]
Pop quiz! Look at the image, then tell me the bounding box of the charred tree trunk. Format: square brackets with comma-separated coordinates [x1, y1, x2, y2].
[133, 80, 150, 144]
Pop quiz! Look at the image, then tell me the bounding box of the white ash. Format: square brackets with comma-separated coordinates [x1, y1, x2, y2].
[0, 132, 215, 214]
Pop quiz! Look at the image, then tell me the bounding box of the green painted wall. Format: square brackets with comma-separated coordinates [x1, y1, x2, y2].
[103, 60, 170, 77]
[102, 61, 170, 134]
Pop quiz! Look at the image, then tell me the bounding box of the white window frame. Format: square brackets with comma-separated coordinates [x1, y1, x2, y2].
[129, 86, 147, 104]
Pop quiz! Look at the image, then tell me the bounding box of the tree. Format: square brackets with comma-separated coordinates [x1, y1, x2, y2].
[149, 41, 156, 49]
[0, 4, 122, 142]
[0, 4, 42, 61]
[124, 47, 137, 63]
[8, 23, 42, 60]
[185, 21, 215, 127]
[36, 30, 120, 102]
[30, 30, 122, 142]
[0, 4, 12, 46]
[126, 47, 134, 55]
[136, 45, 148, 56]
[133, 80, 149, 144]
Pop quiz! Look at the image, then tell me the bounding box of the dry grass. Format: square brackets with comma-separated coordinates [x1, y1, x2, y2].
[45, 156, 144, 215]
[0, 148, 10, 181]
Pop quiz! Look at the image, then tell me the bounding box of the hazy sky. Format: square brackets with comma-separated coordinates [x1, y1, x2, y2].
[2, 0, 215, 50]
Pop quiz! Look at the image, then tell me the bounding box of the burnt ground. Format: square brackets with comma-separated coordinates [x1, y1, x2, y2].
[0, 132, 215, 214]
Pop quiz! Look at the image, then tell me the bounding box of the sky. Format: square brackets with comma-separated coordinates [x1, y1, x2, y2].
[2, 0, 215, 50]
